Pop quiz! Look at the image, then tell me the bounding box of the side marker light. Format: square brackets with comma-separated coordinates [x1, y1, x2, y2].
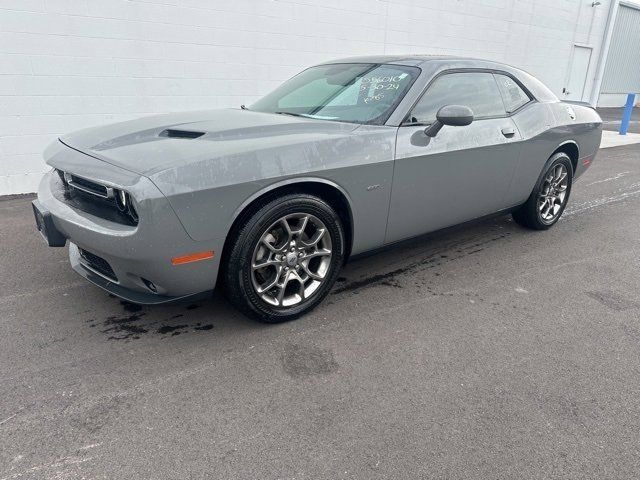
[171, 251, 214, 265]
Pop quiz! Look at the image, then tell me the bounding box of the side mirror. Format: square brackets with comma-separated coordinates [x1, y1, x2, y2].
[424, 105, 474, 137]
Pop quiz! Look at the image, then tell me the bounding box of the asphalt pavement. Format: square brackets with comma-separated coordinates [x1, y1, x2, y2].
[2, 144, 640, 479]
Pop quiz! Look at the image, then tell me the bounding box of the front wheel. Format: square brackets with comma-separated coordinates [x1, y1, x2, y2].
[223, 193, 345, 323]
[512, 152, 573, 230]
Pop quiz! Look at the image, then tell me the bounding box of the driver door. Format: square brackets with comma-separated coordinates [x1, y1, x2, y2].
[386, 71, 523, 243]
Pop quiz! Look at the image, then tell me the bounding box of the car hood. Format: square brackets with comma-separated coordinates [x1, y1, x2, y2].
[60, 108, 360, 176]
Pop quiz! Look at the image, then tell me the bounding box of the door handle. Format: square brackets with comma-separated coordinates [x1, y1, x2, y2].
[501, 126, 516, 137]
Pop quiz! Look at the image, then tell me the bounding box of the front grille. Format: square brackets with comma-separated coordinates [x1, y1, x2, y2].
[53, 170, 138, 226]
[79, 248, 118, 282]
[67, 174, 112, 198]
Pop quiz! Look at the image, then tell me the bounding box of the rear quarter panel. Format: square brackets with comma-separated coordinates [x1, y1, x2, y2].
[554, 103, 603, 178]
[506, 102, 602, 206]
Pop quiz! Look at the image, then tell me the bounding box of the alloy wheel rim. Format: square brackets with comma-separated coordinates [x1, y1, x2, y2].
[537, 163, 569, 223]
[251, 213, 332, 307]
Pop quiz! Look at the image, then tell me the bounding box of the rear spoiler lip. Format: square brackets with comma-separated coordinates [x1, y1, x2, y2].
[562, 100, 596, 110]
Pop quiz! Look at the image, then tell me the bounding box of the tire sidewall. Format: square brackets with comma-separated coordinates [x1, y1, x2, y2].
[230, 194, 345, 322]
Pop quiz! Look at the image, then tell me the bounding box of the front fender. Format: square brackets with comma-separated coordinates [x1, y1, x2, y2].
[150, 125, 397, 255]
[227, 176, 354, 228]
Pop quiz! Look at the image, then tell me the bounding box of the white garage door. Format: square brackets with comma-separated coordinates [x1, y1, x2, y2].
[601, 4, 640, 95]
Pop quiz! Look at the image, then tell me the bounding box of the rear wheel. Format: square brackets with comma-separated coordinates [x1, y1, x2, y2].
[512, 152, 573, 230]
[223, 194, 345, 323]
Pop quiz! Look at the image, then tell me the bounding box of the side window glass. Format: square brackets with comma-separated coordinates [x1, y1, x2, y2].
[409, 72, 506, 124]
[494, 74, 531, 113]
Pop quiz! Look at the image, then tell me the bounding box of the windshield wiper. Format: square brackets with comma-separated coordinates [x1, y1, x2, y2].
[274, 111, 307, 118]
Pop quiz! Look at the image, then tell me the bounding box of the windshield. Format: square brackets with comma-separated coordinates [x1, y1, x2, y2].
[249, 63, 420, 125]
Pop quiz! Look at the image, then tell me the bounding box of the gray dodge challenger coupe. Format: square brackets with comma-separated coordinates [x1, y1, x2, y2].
[33, 55, 602, 322]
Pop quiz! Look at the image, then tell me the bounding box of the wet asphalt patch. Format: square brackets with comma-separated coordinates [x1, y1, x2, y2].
[333, 228, 512, 295]
[87, 301, 214, 341]
[157, 324, 188, 335]
[119, 300, 143, 313]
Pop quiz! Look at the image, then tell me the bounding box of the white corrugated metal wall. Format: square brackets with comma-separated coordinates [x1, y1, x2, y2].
[600, 2, 640, 106]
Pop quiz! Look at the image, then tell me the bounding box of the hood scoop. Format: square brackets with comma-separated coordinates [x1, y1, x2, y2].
[160, 129, 206, 139]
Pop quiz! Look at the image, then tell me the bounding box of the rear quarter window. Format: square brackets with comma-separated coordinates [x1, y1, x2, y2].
[494, 74, 531, 113]
[515, 69, 559, 103]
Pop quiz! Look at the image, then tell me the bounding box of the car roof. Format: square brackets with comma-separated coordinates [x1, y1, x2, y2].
[318, 54, 502, 68]
[318, 54, 454, 67]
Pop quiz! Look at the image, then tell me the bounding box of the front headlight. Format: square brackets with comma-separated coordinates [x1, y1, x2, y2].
[55, 168, 68, 187]
[114, 188, 138, 223]
[115, 188, 128, 211]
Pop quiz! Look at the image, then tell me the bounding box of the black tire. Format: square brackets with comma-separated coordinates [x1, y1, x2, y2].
[512, 152, 574, 230]
[223, 193, 345, 323]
